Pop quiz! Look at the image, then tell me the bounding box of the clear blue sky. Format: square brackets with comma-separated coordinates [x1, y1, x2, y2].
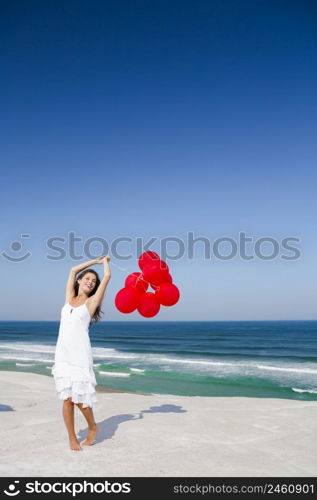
[1, 0, 316, 320]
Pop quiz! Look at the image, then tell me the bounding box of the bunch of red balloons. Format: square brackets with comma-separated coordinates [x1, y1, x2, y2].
[115, 251, 180, 318]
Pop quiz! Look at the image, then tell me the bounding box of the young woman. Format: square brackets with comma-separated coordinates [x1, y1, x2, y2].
[52, 255, 111, 451]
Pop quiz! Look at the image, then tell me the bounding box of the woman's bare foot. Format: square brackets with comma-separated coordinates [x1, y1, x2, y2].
[69, 436, 82, 451]
[81, 424, 99, 446]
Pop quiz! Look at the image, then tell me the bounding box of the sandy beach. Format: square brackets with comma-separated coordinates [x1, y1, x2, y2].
[0, 371, 317, 477]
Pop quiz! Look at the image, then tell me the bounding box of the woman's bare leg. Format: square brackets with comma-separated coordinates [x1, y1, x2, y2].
[63, 398, 82, 451]
[75, 403, 99, 445]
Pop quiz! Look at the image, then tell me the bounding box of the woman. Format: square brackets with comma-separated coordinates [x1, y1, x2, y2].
[52, 255, 111, 451]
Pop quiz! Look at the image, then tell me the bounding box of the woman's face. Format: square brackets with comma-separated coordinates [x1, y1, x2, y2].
[79, 273, 97, 293]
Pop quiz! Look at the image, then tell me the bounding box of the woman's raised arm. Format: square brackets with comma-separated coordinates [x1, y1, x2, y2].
[65, 258, 100, 303]
[87, 256, 111, 314]
[72, 258, 100, 274]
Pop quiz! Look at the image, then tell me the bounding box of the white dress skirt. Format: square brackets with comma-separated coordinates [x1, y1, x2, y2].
[51, 301, 98, 409]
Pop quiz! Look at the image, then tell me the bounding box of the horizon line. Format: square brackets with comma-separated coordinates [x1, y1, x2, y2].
[0, 319, 316, 323]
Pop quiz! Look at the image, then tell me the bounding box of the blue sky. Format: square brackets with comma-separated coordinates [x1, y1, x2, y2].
[1, 0, 316, 320]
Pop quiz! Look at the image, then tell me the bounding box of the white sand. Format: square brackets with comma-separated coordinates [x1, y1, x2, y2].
[1, 371, 317, 477]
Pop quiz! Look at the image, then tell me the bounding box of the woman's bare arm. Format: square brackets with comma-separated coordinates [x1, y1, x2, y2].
[87, 256, 111, 315]
[72, 258, 100, 274]
[65, 258, 100, 303]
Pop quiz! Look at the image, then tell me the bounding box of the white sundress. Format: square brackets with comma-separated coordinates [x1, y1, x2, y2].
[51, 300, 98, 409]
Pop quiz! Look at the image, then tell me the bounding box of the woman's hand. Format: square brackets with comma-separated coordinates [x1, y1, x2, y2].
[95, 255, 110, 264]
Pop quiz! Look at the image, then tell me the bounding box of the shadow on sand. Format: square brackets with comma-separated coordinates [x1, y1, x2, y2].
[0, 404, 14, 411]
[77, 404, 186, 444]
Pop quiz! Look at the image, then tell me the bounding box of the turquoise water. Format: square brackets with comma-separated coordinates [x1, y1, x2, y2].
[1, 320, 317, 400]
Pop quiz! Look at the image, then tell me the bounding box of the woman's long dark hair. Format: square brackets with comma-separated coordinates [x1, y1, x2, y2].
[74, 268, 103, 325]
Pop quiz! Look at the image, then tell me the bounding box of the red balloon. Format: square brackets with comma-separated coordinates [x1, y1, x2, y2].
[151, 273, 172, 290]
[138, 251, 160, 270]
[125, 272, 148, 292]
[115, 287, 141, 313]
[155, 283, 180, 306]
[137, 292, 160, 317]
[142, 260, 169, 286]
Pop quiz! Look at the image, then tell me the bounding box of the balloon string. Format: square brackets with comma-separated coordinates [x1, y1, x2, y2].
[109, 259, 156, 288]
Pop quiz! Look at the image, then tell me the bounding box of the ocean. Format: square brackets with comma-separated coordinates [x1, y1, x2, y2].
[0, 320, 317, 400]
